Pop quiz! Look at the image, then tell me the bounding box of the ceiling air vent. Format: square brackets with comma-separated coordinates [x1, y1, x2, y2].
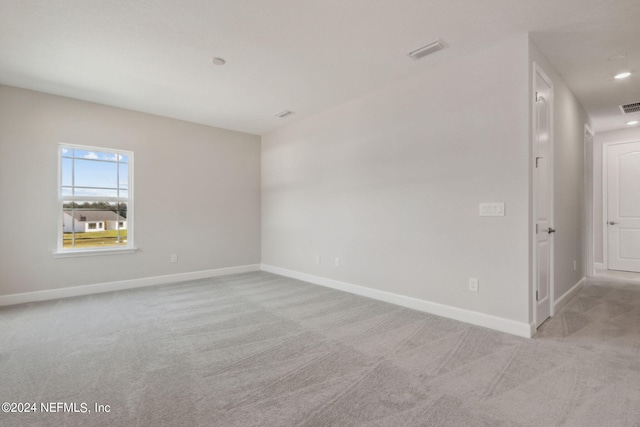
[620, 102, 640, 114]
[407, 40, 445, 60]
[275, 110, 294, 118]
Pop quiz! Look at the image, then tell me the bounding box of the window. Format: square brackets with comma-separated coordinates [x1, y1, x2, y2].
[57, 144, 134, 255]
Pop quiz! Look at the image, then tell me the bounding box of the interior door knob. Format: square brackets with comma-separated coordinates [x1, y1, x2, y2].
[547, 228, 555, 234]
[609, 221, 618, 225]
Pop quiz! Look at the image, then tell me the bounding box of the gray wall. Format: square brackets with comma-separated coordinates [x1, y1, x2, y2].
[262, 36, 531, 324]
[529, 41, 590, 303]
[0, 85, 261, 296]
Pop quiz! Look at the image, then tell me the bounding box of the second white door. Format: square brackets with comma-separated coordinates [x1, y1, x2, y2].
[607, 141, 640, 273]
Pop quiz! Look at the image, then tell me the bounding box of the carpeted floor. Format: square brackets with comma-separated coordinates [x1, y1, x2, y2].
[1, 271, 640, 426]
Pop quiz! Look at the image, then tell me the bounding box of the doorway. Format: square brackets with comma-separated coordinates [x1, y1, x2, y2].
[533, 63, 554, 328]
[585, 126, 594, 277]
[604, 141, 640, 273]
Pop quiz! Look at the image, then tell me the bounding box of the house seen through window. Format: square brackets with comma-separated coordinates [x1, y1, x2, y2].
[58, 144, 133, 252]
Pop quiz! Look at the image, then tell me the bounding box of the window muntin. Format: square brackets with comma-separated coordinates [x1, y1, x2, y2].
[58, 145, 133, 252]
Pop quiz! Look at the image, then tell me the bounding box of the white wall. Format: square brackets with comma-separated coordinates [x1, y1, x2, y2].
[0, 85, 261, 296]
[529, 41, 590, 303]
[593, 126, 640, 267]
[262, 36, 531, 325]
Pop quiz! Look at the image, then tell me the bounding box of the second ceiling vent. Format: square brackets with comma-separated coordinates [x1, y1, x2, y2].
[620, 102, 640, 114]
[407, 40, 445, 60]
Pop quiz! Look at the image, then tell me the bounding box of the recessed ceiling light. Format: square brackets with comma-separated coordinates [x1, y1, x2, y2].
[275, 110, 294, 118]
[626, 120, 639, 126]
[614, 72, 631, 79]
[211, 57, 226, 66]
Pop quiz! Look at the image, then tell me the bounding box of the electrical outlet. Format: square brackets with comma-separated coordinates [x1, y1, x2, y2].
[468, 278, 479, 292]
[573, 260, 577, 271]
[171, 253, 178, 263]
[334, 257, 340, 267]
[315, 255, 321, 264]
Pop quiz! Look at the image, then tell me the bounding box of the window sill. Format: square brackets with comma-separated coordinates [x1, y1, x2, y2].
[53, 247, 138, 258]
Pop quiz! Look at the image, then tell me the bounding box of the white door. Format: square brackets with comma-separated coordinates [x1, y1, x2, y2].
[534, 65, 554, 327]
[607, 141, 640, 273]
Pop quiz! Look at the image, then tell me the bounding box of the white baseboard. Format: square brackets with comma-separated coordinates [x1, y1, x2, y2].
[261, 264, 533, 338]
[554, 277, 585, 313]
[0, 264, 261, 307]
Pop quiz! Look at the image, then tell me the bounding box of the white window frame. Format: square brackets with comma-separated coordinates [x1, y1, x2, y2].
[55, 143, 136, 257]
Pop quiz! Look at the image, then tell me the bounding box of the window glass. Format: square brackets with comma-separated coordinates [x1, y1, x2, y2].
[59, 145, 133, 252]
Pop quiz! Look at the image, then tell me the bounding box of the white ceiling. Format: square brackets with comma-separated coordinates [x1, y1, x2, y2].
[1, 0, 639, 135]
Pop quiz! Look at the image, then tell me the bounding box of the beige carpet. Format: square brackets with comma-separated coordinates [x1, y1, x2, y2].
[1, 272, 640, 426]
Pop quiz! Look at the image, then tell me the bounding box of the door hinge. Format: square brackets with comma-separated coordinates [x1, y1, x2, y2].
[535, 224, 538, 234]
[536, 290, 539, 301]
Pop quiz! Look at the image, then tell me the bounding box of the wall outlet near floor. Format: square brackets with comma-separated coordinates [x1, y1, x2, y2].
[315, 255, 321, 264]
[171, 253, 178, 263]
[334, 257, 340, 267]
[468, 277, 479, 292]
[573, 260, 577, 271]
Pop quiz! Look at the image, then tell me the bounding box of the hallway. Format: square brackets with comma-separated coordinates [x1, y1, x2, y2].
[537, 277, 640, 354]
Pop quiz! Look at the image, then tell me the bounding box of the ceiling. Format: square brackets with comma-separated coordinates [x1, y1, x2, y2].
[1, 0, 639, 135]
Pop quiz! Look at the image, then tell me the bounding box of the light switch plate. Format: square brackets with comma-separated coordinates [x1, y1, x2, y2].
[479, 202, 505, 216]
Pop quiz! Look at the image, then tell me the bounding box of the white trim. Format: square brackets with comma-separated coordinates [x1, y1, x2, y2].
[594, 262, 605, 272]
[528, 322, 537, 337]
[0, 264, 260, 307]
[603, 142, 609, 270]
[53, 247, 138, 258]
[261, 264, 533, 338]
[553, 277, 585, 313]
[584, 125, 595, 277]
[584, 124, 594, 137]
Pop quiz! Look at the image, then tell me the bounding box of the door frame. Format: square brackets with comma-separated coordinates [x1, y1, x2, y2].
[584, 125, 594, 276]
[531, 62, 555, 327]
[602, 140, 640, 270]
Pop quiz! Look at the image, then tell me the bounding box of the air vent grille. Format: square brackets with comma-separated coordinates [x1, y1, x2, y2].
[407, 40, 445, 60]
[275, 110, 294, 118]
[620, 102, 640, 114]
